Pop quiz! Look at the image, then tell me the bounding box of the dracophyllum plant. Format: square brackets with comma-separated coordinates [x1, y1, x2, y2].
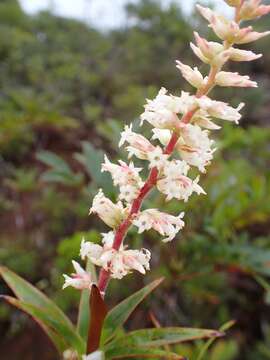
[1, 1, 270, 360]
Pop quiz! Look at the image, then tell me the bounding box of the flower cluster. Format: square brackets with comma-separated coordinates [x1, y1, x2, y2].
[64, 1, 270, 291]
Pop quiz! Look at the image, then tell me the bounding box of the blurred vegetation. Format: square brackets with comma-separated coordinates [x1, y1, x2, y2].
[0, 0, 270, 359]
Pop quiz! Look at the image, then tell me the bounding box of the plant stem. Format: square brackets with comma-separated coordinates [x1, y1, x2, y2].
[97, 118, 195, 294]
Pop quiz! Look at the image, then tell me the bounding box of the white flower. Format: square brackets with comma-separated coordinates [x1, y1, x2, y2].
[157, 171, 205, 202]
[225, 0, 241, 6]
[240, 1, 270, 21]
[102, 155, 143, 187]
[153, 125, 215, 172]
[133, 209, 185, 242]
[63, 261, 93, 290]
[215, 71, 257, 87]
[80, 233, 151, 279]
[163, 159, 190, 177]
[176, 60, 206, 88]
[177, 124, 215, 172]
[119, 124, 155, 159]
[152, 128, 172, 145]
[101, 231, 115, 248]
[147, 146, 168, 169]
[197, 4, 270, 44]
[109, 248, 151, 279]
[119, 184, 140, 203]
[102, 155, 143, 203]
[191, 110, 221, 130]
[82, 350, 104, 360]
[197, 96, 244, 123]
[140, 87, 181, 129]
[80, 237, 103, 260]
[229, 48, 262, 62]
[191, 32, 230, 67]
[89, 189, 126, 228]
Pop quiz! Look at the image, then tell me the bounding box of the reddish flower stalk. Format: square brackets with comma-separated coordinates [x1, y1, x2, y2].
[98, 114, 197, 293]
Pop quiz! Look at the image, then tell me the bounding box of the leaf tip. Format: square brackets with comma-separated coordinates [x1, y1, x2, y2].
[211, 330, 225, 338]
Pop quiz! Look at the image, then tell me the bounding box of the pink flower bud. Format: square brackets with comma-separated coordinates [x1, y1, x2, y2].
[196, 5, 239, 42]
[215, 71, 257, 87]
[191, 32, 226, 66]
[235, 26, 270, 44]
[229, 48, 262, 62]
[240, 0, 270, 20]
[176, 60, 206, 88]
[197, 5, 270, 44]
[224, 0, 242, 6]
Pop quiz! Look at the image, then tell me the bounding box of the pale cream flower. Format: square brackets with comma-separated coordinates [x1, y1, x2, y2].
[224, 0, 241, 6]
[141, 87, 181, 129]
[190, 32, 229, 67]
[229, 48, 262, 62]
[80, 232, 151, 279]
[89, 189, 127, 228]
[197, 4, 270, 44]
[133, 209, 185, 242]
[176, 60, 206, 88]
[102, 155, 143, 203]
[215, 71, 257, 87]
[147, 147, 168, 169]
[240, 0, 270, 21]
[63, 261, 93, 290]
[119, 124, 155, 159]
[197, 96, 244, 123]
[157, 173, 205, 202]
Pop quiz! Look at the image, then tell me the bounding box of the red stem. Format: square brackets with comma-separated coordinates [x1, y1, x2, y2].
[98, 127, 187, 293]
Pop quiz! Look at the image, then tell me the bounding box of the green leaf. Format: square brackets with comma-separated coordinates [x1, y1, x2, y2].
[1, 297, 66, 354]
[107, 327, 223, 349]
[101, 278, 163, 344]
[106, 346, 185, 359]
[0, 266, 85, 353]
[37, 151, 71, 172]
[74, 141, 113, 192]
[77, 260, 97, 340]
[2, 296, 85, 354]
[196, 320, 235, 360]
[37, 151, 83, 186]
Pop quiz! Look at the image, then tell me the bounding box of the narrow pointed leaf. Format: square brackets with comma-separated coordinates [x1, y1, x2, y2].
[2, 296, 85, 354]
[101, 278, 163, 344]
[1, 296, 66, 354]
[196, 320, 235, 360]
[0, 267, 85, 352]
[106, 346, 185, 359]
[107, 327, 223, 349]
[0, 266, 74, 328]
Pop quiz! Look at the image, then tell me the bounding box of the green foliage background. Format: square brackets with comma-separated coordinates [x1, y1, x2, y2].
[0, 0, 270, 359]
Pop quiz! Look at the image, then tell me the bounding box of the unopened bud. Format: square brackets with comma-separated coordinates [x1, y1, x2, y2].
[224, 0, 242, 7]
[239, 0, 270, 21]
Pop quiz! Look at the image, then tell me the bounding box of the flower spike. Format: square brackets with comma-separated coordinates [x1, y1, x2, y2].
[63, 1, 270, 293]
